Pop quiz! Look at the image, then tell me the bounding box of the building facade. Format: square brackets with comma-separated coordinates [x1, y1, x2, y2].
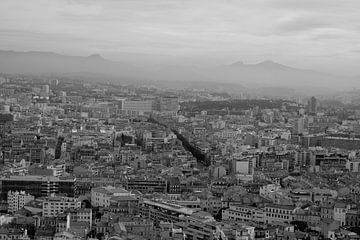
[7, 191, 35, 213]
[42, 196, 82, 217]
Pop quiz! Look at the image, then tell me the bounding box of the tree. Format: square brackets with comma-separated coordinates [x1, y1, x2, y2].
[96, 232, 104, 240]
[55, 136, 64, 159]
[214, 208, 226, 221]
[290, 221, 308, 232]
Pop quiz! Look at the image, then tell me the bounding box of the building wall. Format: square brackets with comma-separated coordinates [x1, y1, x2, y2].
[91, 189, 111, 207]
[0, 176, 76, 199]
[222, 205, 265, 224]
[139, 200, 193, 227]
[334, 205, 349, 227]
[42, 197, 81, 217]
[7, 191, 35, 213]
[124, 100, 155, 115]
[264, 205, 295, 224]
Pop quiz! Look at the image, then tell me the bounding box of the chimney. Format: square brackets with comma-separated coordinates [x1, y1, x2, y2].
[66, 213, 71, 231]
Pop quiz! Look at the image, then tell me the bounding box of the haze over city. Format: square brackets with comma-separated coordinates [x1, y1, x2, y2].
[1, 0, 360, 77]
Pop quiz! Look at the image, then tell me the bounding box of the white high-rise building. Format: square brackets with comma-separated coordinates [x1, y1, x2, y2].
[91, 186, 134, 207]
[123, 99, 155, 115]
[296, 118, 305, 134]
[232, 156, 256, 182]
[40, 84, 50, 98]
[42, 85, 50, 94]
[7, 191, 35, 213]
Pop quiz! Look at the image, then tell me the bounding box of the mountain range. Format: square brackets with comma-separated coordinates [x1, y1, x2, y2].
[0, 50, 358, 96]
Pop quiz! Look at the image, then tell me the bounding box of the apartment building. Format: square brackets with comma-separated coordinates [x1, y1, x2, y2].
[222, 204, 265, 224]
[91, 186, 134, 208]
[175, 213, 218, 240]
[139, 199, 194, 227]
[0, 175, 76, 199]
[7, 191, 35, 213]
[42, 196, 82, 217]
[126, 177, 167, 194]
[264, 204, 296, 224]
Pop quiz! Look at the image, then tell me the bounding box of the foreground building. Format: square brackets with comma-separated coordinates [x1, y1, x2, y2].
[7, 190, 35, 213]
[139, 199, 194, 227]
[42, 195, 82, 217]
[91, 186, 135, 208]
[0, 175, 76, 199]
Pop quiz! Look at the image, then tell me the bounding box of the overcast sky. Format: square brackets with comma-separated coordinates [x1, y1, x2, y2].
[1, 0, 360, 75]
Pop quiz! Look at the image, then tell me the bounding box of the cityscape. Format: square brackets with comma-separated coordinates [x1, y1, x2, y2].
[1, 1, 360, 240]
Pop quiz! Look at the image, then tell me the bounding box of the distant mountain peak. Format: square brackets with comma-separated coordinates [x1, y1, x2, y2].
[0, 49, 355, 92]
[230, 61, 244, 66]
[87, 54, 104, 59]
[229, 59, 290, 69]
[256, 60, 283, 67]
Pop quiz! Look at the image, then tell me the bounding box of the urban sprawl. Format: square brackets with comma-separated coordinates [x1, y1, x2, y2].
[1, 74, 360, 240]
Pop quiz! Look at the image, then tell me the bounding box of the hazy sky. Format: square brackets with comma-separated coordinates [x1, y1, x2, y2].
[1, 0, 360, 74]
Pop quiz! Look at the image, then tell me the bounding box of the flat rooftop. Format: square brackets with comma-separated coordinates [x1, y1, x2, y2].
[0, 175, 75, 182]
[143, 199, 194, 215]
